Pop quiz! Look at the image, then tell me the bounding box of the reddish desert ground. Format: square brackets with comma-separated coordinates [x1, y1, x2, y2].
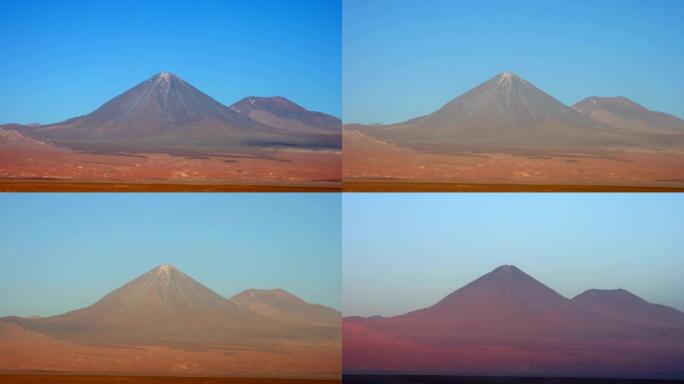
[0, 375, 337, 384]
[343, 129, 684, 191]
[0, 265, 341, 380]
[0, 145, 340, 191]
[0, 323, 339, 379]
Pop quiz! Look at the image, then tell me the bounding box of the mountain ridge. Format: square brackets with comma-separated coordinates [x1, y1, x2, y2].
[350, 72, 684, 152]
[343, 264, 684, 377]
[3, 72, 340, 150]
[573, 96, 684, 134]
[1, 264, 340, 346]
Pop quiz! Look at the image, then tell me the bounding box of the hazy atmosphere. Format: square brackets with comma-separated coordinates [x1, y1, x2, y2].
[343, 0, 684, 124]
[0, 193, 341, 317]
[343, 193, 684, 317]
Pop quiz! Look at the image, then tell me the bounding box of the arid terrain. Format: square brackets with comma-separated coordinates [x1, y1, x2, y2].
[0, 265, 341, 379]
[344, 374, 681, 384]
[0, 143, 340, 191]
[343, 72, 684, 191]
[0, 73, 341, 191]
[343, 129, 684, 191]
[343, 265, 684, 379]
[0, 375, 338, 384]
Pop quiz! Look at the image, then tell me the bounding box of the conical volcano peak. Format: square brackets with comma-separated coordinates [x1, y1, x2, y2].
[475, 264, 541, 287]
[490, 72, 530, 94]
[494, 71, 523, 85]
[498, 71, 515, 81]
[493, 264, 520, 271]
[489, 264, 526, 277]
[153, 264, 178, 275]
[148, 72, 185, 91]
[153, 71, 178, 81]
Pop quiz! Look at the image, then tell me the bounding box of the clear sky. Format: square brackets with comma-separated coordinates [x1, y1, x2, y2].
[343, 0, 684, 124]
[343, 193, 684, 317]
[0, 0, 340, 124]
[0, 194, 341, 317]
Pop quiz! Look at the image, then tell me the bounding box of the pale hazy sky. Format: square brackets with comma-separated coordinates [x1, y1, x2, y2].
[0, 194, 341, 317]
[343, 193, 684, 317]
[343, 0, 684, 124]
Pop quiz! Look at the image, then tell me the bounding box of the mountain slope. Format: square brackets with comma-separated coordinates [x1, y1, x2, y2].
[0, 127, 45, 146]
[18, 73, 335, 149]
[231, 288, 340, 327]
[573, 96, 684, 134]
[366, 72, 637, 151]
[573, 288, 684, 328]
[231, 96, 341, 135]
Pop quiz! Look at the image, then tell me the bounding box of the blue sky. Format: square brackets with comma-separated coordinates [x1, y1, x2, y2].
[0, 194, 341, 317]
[0, 0, 340, 124]
[343, 193, 684, 316]
[343, 0, 684, 124]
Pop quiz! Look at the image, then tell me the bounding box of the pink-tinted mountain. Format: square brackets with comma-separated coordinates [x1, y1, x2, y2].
[231, 288, 340, 327]
[573, 288, 684, 328]
[573, 96, 684, 134]
[344, 265, 684, 379]
[2, 264, 340, 347]
[5, 72, 340, 150]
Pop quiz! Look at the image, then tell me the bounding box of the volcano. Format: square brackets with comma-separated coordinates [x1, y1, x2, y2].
[343, 265, 684, 378]
[573, 288, 684, 328]
[231, 288, 341, 327]
[231, 96, 341, 135]
[365, 72, 636, 151]
[348, 265, 593, 344]
[2, 264, 340, 346]
[0, 265, 341, 377]
[12, 72, 339, 150]
[573, 96, 684, 135]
